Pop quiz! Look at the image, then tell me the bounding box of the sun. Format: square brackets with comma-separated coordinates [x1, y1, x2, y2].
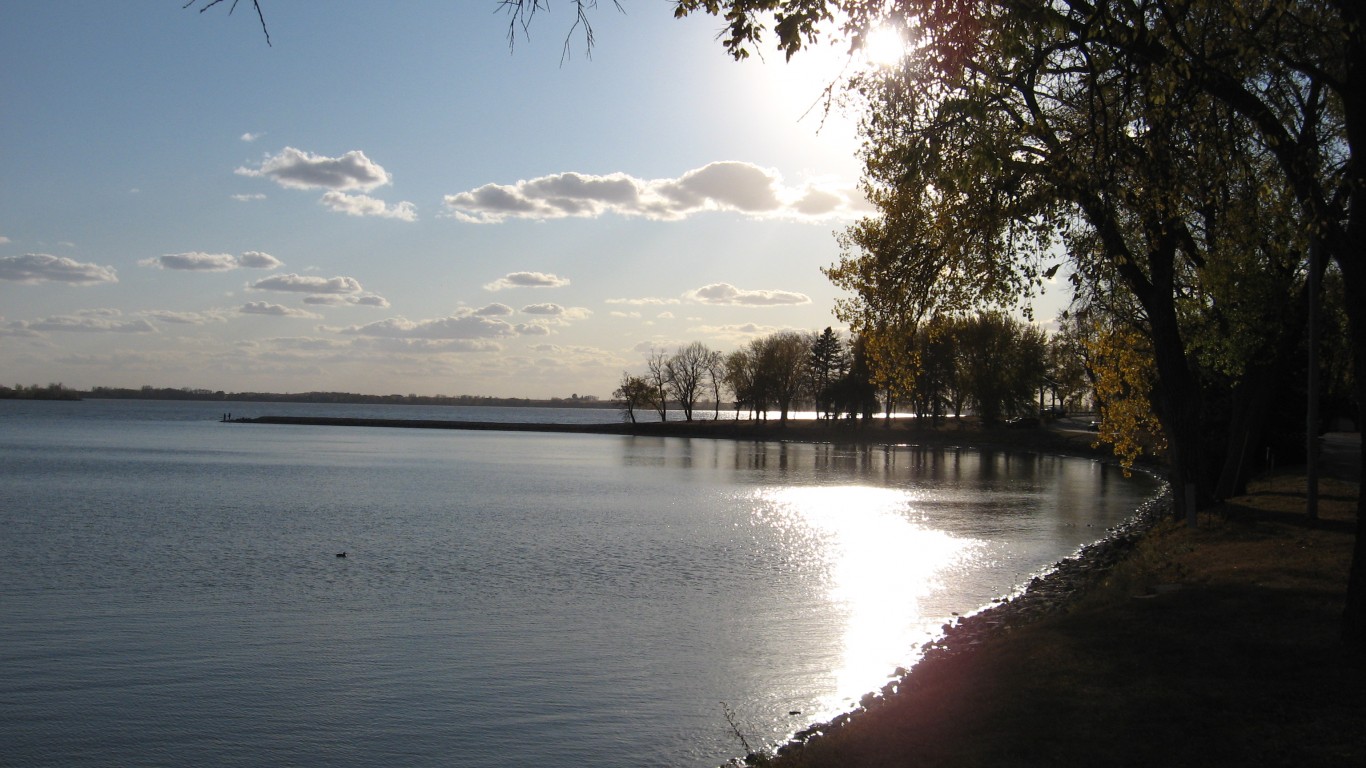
[861, 24, 909, 68]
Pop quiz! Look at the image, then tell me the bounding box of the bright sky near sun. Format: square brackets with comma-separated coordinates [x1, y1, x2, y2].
[1, 2, 1062, 399]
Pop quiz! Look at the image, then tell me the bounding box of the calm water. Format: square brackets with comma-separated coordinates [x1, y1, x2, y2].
[0, 399, 1162, 767]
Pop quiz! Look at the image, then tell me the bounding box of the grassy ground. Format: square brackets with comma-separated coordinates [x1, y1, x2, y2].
[760, 472, 1364, 768]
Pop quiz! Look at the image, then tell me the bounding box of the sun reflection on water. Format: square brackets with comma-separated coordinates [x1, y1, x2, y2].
[756, 486, 981, 716]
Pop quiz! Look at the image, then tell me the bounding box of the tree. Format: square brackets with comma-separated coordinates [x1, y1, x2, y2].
[953, 312, 1046, 426]
[612, 373, 652, 424]
[755, 331, 811, 425]
[664, 341, 716, 422]
[645, 347, 670, 422]
[723, 347, 761, 420]
[704, 345, 727, 420]
[809, 327, 846, 419]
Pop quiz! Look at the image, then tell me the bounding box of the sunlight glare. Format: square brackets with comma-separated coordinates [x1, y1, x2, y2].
[758, 486, 979, 717]
[861, 25, 909, 68]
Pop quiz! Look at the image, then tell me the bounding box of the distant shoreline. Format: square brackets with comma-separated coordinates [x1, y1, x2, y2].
[232, 414, 1114, 457]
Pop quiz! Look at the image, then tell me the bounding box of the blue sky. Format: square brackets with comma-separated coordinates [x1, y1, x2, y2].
[2, 2, 1060, 399]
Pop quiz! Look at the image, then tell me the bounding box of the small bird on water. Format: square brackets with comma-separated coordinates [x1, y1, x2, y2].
[336, 552, 346, 558]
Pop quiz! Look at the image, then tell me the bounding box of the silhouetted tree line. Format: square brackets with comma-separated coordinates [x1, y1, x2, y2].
[614, 314, 1076, 427]
[1, 383, 83, 401]
[60, 387, 605, 408]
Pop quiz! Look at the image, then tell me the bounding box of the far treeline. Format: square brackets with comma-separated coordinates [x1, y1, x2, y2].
[0, 384, 605, 409]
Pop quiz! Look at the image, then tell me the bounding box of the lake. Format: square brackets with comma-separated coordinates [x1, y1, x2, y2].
[0, 399, 1163, 767]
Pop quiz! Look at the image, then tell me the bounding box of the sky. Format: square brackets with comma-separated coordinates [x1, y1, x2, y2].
[1, 2, 1065, 399]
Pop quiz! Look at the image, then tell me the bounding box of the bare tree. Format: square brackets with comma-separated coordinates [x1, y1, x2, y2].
[705, 347, 725, 420]
[664, 341, 716, 422]
[645, 347, 669, 422]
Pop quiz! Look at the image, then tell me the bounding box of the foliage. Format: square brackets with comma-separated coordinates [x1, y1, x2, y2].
[808, 327, 846, 419]
[1087, 326, 1167, 471]
[612, 373, 653, 424]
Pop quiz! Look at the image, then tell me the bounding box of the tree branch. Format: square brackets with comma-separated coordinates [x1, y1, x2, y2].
[185, 0, 271, 46]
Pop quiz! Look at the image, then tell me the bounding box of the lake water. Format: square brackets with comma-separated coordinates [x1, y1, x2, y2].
[0, 399, 1163, 767]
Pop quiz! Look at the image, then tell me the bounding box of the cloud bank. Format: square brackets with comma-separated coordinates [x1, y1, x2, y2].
[0, 254, 118, 285]
[16, 309, 155, 333]
[335, 312, 518, 341]
[443, 161, 865, 223]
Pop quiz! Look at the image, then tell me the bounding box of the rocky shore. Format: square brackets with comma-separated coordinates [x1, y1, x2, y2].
[772, 488, 1171, 760]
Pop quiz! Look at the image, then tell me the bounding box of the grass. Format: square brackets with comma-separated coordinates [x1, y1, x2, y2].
[761, 473, 1364, 768]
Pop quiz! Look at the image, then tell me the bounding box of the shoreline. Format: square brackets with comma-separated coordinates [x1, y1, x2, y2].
[231, 414, 1117, 459]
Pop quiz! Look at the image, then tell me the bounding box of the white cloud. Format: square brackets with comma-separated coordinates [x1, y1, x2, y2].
[442, 161, 865, 223]
[519, 304, 593, 322]
[473, 303, 515, 316]
[141, 252, 238, 271]
[483, 271, 570, 291]
[240, 301, 321, 319]
[236, 147, 392, 191]
[231, 193, 267, 202]
[302, 293, 390, 308]
[690, 322, 788, 341]
[683, 282, 811, 306]
[141, 251, 282, 271]
[0, 254, 117, 285]
[605, 297, 682, 306]
[320, 191, 417, 221]
[240, 132, 265, 142]
[237, 251, 283, 269]
[24, 311, 156, 333]
[516, 323, 553, 336]
[335, 311, 518, 340]
[142, 309, 229, 325]
[250, 273, 364, 295]
[520, 303, 564, 316]
[351, 294, 390, 308]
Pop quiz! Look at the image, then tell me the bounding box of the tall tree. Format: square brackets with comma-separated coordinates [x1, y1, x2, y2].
[645, 347, 670, 422]
[665, 341, 717, 422]
[809, 327, 846, 419]
[755, 331, 812, 424]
